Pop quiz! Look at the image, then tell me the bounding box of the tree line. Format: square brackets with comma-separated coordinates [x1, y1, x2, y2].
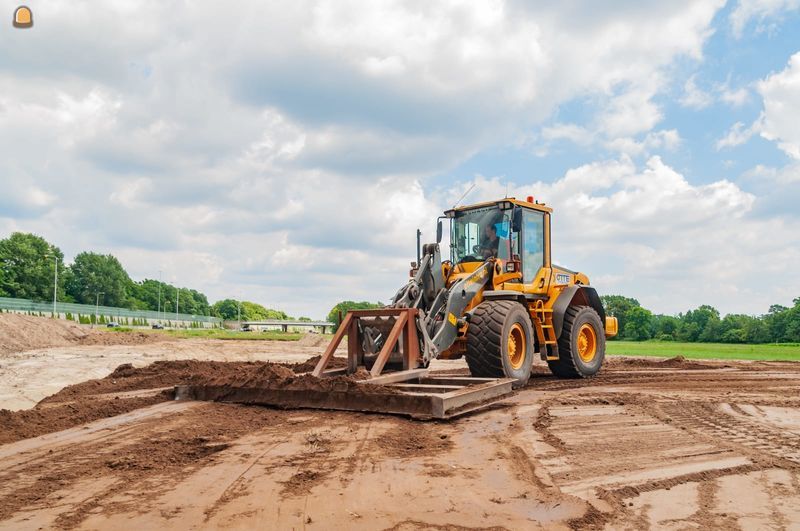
[0, 232, 301, 320]
[601, 295, 800, 343]
[7, 231, 795, 340]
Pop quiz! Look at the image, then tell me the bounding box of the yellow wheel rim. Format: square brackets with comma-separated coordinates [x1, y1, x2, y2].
[507, 323, 526, 370]
[577, 323, 597, 363]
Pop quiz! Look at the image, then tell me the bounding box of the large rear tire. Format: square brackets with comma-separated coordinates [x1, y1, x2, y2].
[547, 305, 605, 378]
[465, 300, 534, 388]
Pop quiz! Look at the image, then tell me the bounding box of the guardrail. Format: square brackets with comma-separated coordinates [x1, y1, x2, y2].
[0, 296, 222, 326]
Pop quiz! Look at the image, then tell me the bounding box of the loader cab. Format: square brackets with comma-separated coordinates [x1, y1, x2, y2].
[445, 198, 551, 288]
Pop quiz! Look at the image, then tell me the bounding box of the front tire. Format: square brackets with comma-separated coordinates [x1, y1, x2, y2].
[466, 300, 534, 388]
[547, 305, 605, 378]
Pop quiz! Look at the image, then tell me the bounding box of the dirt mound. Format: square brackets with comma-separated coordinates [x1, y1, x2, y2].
[0, 313, 91, 355]
[610, 355, 717, 370]
[289, 355, 348, 373]
[41, 360, 266, 403]
[185, 361, 385, 394]
[41, 357, 377, 408]
[297, 333, 330, 347]
[80, 331, 166, 347]
[0, 313, 166, 356]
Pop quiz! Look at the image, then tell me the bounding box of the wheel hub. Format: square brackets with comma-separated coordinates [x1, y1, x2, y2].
[577, 323, 597, 363]
[507, 323, 526, 370]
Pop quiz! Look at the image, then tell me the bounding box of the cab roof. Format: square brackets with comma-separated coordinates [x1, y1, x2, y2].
[444, 197, 552, 217]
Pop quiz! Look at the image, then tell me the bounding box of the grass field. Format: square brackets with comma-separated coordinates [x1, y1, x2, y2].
[108, 327, 800, 360]
[112, 328, 307, 341]
[607, 340, 800, 361]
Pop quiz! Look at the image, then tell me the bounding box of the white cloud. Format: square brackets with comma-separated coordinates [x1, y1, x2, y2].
[605, 129, 682, 156]
[720, 85, 750, 107]
[680, 75, 714, 109]
[757, 52, 800, 159]
[743, 162, 800, 183]
[540, 123, 594, 146]
[681, 74, 750, 109]
[0, 179, 56, 218]
[716, 120, 761, 150]
[730, 0, 800, 37]
[596, 79, 665, 138]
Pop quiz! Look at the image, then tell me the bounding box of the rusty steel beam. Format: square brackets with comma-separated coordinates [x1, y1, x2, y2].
[312, 311, 353, 377]
[370, 311, 408, 377]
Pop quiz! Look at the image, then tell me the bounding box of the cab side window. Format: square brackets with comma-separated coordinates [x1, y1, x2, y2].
[523, 210, 544, 282]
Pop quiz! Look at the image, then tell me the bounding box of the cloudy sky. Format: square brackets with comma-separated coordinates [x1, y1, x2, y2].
[2, 0, 800, 319]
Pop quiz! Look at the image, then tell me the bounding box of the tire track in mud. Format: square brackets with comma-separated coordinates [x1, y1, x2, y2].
[0, 403, 288, 529]
[202, 440, 286, 522]
[655, 401, 800, 467]
[525, 398, 626, 530]
[524, 390, 800, 529]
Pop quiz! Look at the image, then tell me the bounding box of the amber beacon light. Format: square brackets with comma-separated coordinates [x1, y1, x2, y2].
[13, 5, 33, 28]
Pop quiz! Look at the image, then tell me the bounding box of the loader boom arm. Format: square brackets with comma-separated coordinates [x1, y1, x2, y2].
[391, 243, 492, 364]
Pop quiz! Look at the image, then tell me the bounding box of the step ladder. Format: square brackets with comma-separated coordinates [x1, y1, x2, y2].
[532, 300, 559, 361]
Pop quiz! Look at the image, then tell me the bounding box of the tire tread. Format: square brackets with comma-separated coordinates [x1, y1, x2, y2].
[547, 305, 603, 379]
[465, 300, 518, 378]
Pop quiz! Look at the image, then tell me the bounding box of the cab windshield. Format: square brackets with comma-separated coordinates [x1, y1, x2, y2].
[450, 206, 512, 263]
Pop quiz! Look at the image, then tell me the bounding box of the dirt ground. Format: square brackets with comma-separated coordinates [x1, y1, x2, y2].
[1, 318, 800, 529]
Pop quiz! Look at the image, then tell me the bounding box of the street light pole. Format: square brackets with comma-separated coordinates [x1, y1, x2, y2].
[94, 292, 104, 329]
[237, 299, 242, 331]
[52, 254, 58, 317]
[176, 286, 179, 324]
[157, 270, 162, 322]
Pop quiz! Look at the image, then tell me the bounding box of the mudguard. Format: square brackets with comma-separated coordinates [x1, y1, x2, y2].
[552, 285, 606, 338]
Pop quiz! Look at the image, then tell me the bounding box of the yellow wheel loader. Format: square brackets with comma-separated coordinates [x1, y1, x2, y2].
[310, 197, 617, 411]
[179, 197, 618, 419]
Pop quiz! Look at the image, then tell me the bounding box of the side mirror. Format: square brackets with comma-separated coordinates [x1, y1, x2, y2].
[436, 219, 443, 243]
[512, 208, 523, 232]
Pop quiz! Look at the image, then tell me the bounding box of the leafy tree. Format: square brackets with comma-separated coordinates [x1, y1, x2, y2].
[717, 314, 766, 344]
[127, 279, 166, 311]
[652, 314, 680, 340]
[128, 280, 210, 315]
[677, 305, 720, 342]
[172, 287, 210, 315]
[210, 299, 289, 321]
[65, 252, 131, 307]
[623, 306, 654, 340]
[743, 317, 770, 343]
[765, 305, 790, 342]
[241, 301, 288, 320]
[0, 232, 66, 301]
[211, 299, 239, 320]
[784, 302, 800, 342]
[326, 301, 383, 331]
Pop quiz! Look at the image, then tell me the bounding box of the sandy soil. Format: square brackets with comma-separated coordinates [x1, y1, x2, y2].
[1, 319, 799, 529]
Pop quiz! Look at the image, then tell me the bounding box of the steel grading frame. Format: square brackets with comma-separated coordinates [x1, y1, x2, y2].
[306, 307, 515, 418]
[174, 370, 514, 420]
